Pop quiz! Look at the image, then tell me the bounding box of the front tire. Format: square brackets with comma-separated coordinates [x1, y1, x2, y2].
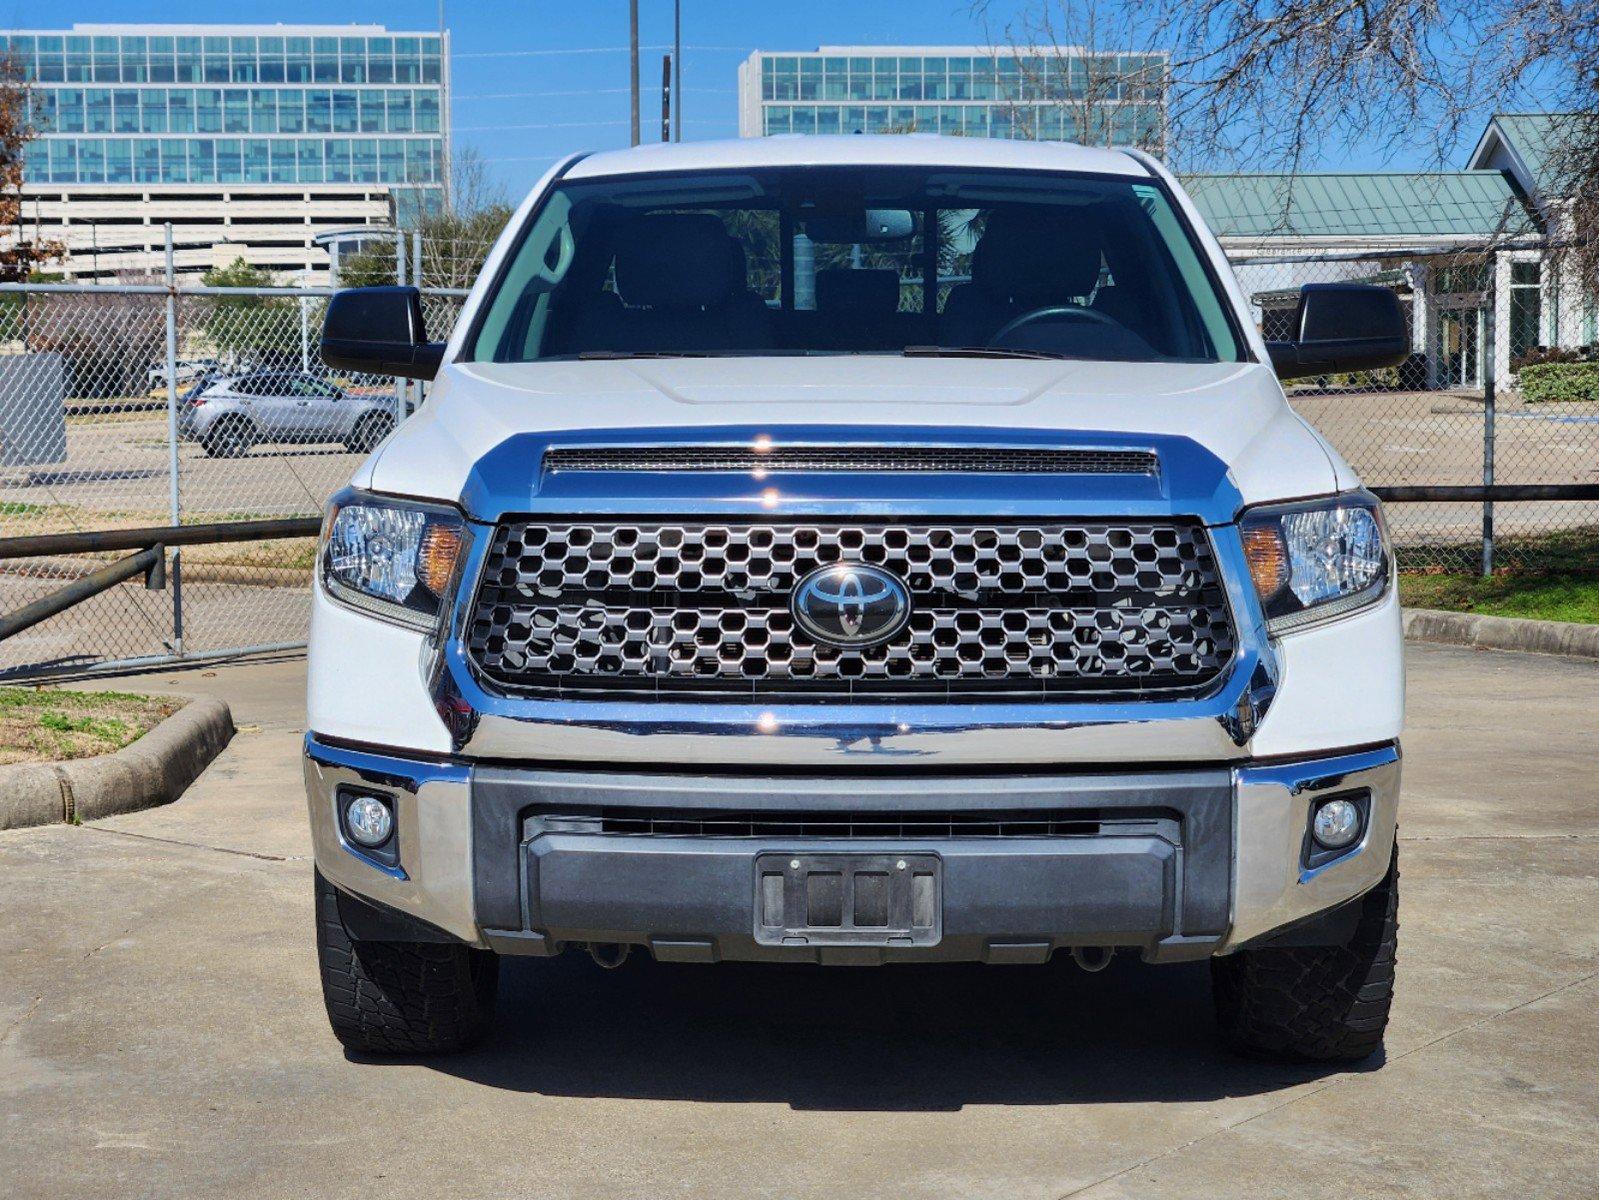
[1212, 851, 1399, 1062]
[314, 871, 499, 1055]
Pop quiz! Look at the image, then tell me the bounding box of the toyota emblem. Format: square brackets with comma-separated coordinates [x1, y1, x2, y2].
[791, 563, 912, 647]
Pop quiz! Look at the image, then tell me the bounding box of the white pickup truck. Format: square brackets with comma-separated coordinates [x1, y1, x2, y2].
[306, 136, 1406, 1061]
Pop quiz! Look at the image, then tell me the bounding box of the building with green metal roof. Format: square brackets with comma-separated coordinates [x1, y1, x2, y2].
[1179, 171, 1539, 251]
[1174, 114, 1589, 390]
[1469, 112, 1580, 209]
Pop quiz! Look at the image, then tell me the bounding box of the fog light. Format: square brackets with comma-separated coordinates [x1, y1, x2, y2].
[1312, 797, 1362, 850]
[344, 794, 393, 847]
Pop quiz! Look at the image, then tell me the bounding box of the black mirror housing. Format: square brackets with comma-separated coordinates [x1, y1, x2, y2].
[1266, 283, 1410, 381]
[320, 286, 445, 381]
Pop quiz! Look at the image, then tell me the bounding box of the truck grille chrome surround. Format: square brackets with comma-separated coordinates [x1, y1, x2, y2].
[465, 519, 1236, 701]
[544, 446, 1159, 476]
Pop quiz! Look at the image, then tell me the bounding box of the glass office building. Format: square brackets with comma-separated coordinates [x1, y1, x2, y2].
[738, 47, 1165, 147]
[5, 25, 447, 222]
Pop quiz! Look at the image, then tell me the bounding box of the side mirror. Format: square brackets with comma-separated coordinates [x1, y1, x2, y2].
[1266, 283, 1410, 381]
[320, 286, 445, 381]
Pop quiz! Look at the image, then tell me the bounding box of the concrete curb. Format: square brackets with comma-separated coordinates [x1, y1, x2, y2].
[1403, 608, 1599, 660]
[0, 696, 235, 831]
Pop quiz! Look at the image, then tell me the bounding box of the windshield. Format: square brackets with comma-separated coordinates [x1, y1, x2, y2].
[469, 166, 1243, 365]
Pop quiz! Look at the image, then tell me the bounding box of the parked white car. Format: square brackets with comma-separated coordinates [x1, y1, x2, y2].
[148, 357, 223, 390]
[305, 136, 1407, 1060]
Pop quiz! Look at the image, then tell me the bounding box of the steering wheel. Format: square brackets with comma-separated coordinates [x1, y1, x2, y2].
[988, 304, 1122, 347]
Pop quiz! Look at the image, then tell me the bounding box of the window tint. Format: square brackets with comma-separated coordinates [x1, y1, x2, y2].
[470, 166, 1242, 364]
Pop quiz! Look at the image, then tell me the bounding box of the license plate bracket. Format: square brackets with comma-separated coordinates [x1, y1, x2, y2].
[753, 853, 942, 947]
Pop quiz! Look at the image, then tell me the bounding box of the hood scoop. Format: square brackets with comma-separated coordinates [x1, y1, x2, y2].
[459, 424, 1241, 524]
[543, 444, 1159, 476]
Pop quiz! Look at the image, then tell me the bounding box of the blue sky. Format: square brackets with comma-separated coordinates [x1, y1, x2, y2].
[2, 0, 1518, 199]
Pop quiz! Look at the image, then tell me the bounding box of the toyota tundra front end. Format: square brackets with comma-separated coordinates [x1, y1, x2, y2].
[304, 136, 1406, 1061]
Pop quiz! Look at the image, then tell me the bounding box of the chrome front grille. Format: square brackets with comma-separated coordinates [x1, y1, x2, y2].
[465, 519, 1236, 702]
[544, 445, 1159, 475]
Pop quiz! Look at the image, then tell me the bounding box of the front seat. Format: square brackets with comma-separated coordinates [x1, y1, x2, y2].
[815, 268, 902, 349]
[940, 210, 1106, 347]
[568, 213, 771, 354]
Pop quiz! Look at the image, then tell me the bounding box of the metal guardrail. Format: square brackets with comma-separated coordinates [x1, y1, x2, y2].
[0, 518, 322, 561]
[0, 519, 318, 656]
[1372, 485, 1599, 502]
[0, 545, 164, 642]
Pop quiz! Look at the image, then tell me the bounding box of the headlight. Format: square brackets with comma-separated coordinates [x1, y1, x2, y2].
[1240, 491, 1390, 633]
[320, 490, 467, 630]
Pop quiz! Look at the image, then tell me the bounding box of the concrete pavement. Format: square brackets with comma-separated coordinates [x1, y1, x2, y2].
[1, 644, 1595, 1198]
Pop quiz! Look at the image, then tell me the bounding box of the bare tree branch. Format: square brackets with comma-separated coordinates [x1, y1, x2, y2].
[974, 0, 1599, 280]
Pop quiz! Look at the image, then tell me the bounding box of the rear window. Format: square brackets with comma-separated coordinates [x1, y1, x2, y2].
[470, 165, 1243, 365]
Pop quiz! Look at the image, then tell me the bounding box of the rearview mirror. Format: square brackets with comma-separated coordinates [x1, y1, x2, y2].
[803, 209, 917, 244]
[320, 286, 445, 381]
[1266, 284, 1409, 381]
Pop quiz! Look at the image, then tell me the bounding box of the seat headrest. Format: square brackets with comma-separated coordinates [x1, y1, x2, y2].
[726, 239, 749, 290]
[971, 210, 1104, 307]
[613, 214, 735, 310]
[815, 268, 901, 313]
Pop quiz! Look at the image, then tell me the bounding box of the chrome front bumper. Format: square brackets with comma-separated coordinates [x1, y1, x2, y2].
[305, 736, 1399, 961]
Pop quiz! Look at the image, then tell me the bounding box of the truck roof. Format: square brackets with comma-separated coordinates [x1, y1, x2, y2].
[563, 134, 1152, 181]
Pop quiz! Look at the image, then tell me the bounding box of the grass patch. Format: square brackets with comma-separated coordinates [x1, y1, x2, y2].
[1397, 524, 1598, 623]
[1400, 572, 1599, 624]
[1396, 524, 1599, 575]
[0, 687, 179, 765]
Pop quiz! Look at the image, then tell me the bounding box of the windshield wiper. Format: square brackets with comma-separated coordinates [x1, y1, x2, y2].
[573, 349, 817, 360]
[900, 345, 1071, 361]
[575, 350, 713, 360]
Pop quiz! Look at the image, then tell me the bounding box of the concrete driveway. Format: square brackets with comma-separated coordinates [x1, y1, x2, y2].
[1, 643, 1595, 1199]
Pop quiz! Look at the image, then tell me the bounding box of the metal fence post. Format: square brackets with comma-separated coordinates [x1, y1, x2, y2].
[412, 230, 424, 412]
[163, 224, 184, 656]
[299, 271, 311, 373]
[1481, 270, 1497, 577]
[395, 230, 408, 418]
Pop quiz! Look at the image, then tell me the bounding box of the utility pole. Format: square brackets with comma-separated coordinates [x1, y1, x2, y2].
[661, 55, 672, 141]
[673, 0, 681, 141]
[628, 0, 640, 147]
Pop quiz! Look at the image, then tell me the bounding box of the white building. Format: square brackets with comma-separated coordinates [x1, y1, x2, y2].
[738, 47, 1165, 147]
[3, 23, 449, 283]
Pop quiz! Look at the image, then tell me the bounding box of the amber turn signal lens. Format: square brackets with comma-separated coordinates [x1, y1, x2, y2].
[417, 522, 463, 596]
[1242, 523, 1290, 600]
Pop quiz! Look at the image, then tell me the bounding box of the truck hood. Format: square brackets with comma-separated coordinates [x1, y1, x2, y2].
[364, 356, 1342, 513]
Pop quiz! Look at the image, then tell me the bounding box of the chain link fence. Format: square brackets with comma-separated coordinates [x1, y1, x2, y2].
[0, 274, 464, 677]
[1232, 242, 1598, 571]
[2, 238, 1595, 678]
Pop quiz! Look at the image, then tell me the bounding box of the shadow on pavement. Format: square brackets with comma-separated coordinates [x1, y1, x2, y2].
[386, 952, 1370, 1111]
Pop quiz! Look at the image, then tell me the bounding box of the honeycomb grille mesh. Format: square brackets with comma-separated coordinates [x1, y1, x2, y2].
[466, 520, 1236, 701]
[544, 446, 1159, 475]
